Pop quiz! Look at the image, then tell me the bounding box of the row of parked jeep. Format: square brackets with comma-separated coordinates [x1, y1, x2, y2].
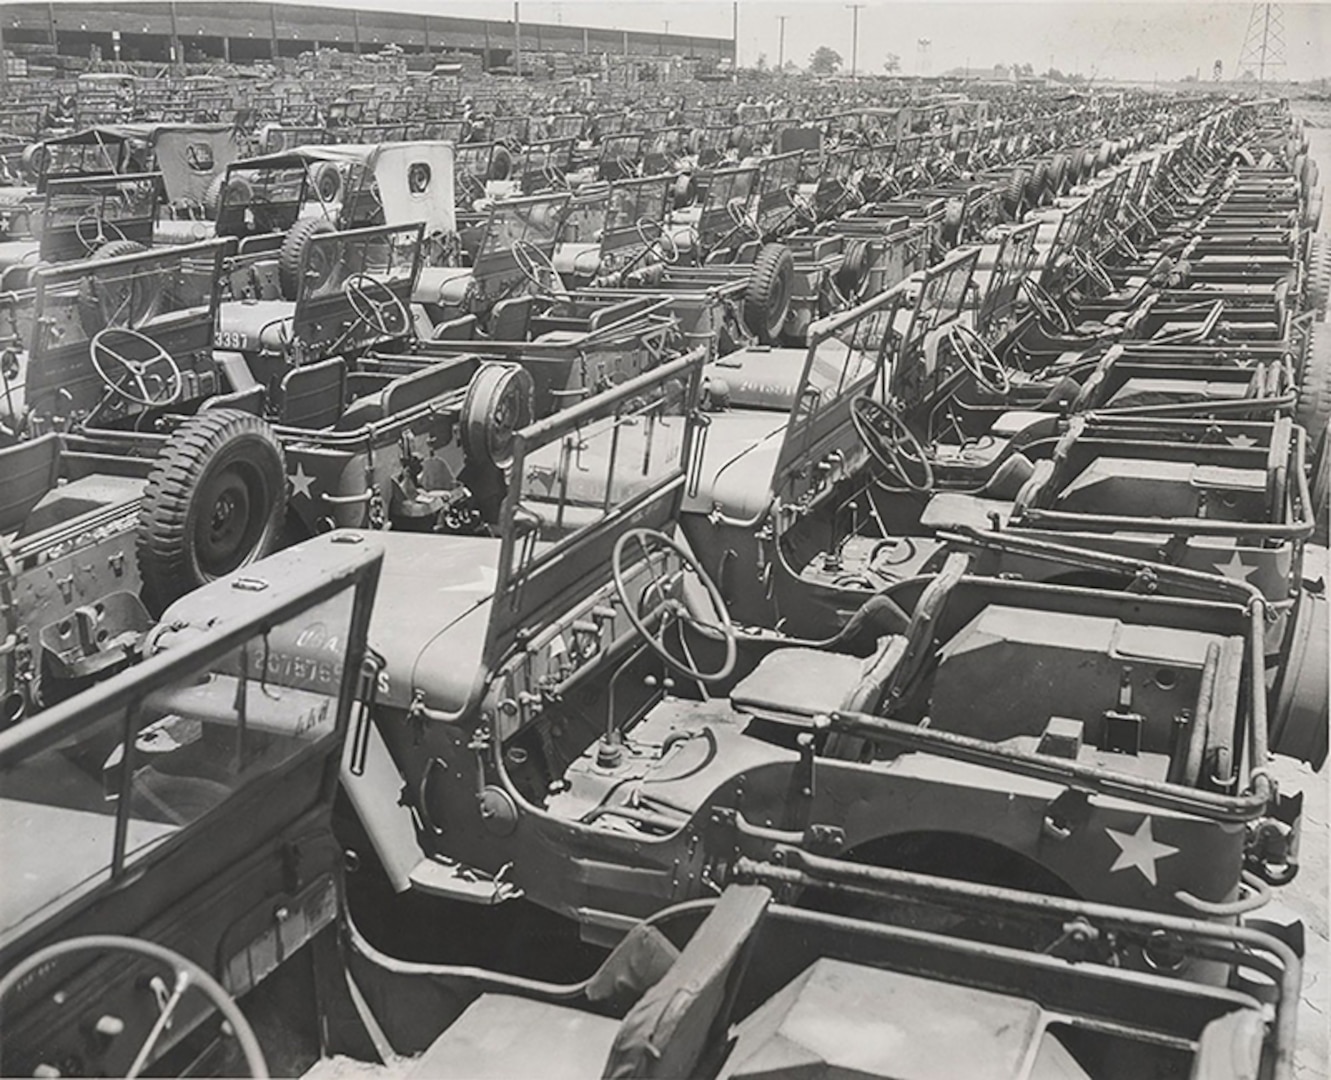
[0, 83, 1325, 1079]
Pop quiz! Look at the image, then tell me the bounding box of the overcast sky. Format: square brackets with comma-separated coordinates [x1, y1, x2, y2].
[173, 1, 1331, 82]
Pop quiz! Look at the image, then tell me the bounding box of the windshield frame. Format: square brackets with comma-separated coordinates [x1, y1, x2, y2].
[487, 349, 707, 664]
[0, 542, 381, 946]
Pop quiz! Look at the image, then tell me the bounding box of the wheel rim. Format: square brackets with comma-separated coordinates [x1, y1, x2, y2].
[194, 461, 269, 577]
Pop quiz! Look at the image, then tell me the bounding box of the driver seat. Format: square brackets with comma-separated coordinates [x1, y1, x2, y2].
[730, 553, 970, 730]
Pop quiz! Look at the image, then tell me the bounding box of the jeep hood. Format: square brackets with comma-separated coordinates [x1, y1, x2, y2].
[366, 532, 505, 714]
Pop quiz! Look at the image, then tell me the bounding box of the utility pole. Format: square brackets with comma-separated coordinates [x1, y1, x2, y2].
[777, 15, 787, 73]
[846, 4, 864, 80]
[732, 2, 739, 75]
[513, 2, 521, 76]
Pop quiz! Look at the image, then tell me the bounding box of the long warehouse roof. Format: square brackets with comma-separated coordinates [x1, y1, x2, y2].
[1, 2, 735, 58]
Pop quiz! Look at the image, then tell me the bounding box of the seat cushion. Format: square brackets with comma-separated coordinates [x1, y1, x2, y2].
[920, 492, 1013, 532]
[404, 994, 619, 1080]
[730, 648, 867, 722]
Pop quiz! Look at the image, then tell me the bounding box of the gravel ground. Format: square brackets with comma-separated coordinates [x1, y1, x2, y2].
[1285, 97, 1330, 1079]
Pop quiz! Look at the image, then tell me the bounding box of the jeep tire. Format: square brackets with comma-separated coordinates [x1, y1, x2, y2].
[743, 243, 795, 345]
[138, 409, 287, 614]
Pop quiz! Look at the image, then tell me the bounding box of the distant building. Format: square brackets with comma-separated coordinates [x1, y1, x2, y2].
[1, 2, 732, 73]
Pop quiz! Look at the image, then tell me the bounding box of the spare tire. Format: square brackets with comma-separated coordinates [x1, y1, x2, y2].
[93, 239, 148, 260]
[20, 143, 46, 183]
[1297, 323, 1331, 435]
[278, 217, 337, 302]
[1304, 188, 1324, 232]
[672, 172, 697, 210]
[461, 363, 534, 470]
[137, 409, 287, 615]
[743, 243, 795, 345]
[309, 160, 342, 203]
[1049, 152, 1071, 194]
[1002, 168, 1029, 217]
[835, 237, 872, 296]
[204, 171, 253, 219]
[488, 145, 513, 182]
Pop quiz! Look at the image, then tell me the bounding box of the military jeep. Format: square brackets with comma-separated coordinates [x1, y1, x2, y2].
[324, 349, 1301, 984]
[0, 535, 383, 1077]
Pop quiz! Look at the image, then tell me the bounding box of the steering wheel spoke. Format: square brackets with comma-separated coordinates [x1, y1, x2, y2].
[850, 395, 936, 493]
[345, 273, 409, 339]
[1019, 277, 1074, 335]
[90, 327, 183, 408]
[946, 323, 1014, 396]
[0, 935, 268, 1078]
[613, 528, 736, 683]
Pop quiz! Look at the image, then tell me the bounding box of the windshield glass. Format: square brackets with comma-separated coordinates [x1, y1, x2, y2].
[605, 176, 671, 235]
[216, 164, 306, 237]
[498, 351, 704, 592]
[481, 196, 566, 257]
[978, 221, 1039, 335]
[0, 564, 374, 938]
[455, 144, 493, 204]
[34, 243, 221, 355]
[39, 175, 159, 260]
[43, 137, 124, 183]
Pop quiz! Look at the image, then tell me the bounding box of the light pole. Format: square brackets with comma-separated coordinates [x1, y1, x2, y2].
[777, 15, 787, 73]
[846, 4, 864, 80]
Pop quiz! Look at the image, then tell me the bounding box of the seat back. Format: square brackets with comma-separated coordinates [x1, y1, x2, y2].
[490, 295, 534, 341]
[603, 884, 771, 1080]
[432, 313, 479, 341]
[381, 358, 478, 418]
[0, 434, 61, 535]
[280, 356, 346, 429]
[882, 551, 969, 711]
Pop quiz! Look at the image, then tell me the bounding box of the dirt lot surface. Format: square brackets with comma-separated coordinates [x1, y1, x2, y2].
[1285, 97, 1329, 1079]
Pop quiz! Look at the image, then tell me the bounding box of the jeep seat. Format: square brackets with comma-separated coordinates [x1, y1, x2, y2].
[404, 885, 771, 1080]
[0, 434, 60, 536]
[732, 554, 970, 725]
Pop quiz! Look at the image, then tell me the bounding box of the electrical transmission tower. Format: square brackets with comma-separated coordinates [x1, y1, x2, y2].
[1237, 4, 1287, 89]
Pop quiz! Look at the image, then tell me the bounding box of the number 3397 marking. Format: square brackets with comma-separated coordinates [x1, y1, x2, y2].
[216, 330, 248, 349]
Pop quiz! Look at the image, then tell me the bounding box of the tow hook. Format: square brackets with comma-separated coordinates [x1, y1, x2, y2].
[1246, 788, 1302, 885]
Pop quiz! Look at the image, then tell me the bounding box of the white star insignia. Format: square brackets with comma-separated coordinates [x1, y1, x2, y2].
[1213, 550, 1256, 582]
[1225, 434, 1258, 448]
[289, 463, 316, 500]
[1106, 817, 1178, 886]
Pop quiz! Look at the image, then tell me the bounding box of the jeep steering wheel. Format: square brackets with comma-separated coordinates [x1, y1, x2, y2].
[1019, 277, 1073, 334]
[75, 208, 127, 253]
[90, 327, 182, 407]
[0, 934, 268, 1078]
[947, 323, 1015, 395]
[613, 528, 736, 684]
[540, 162, 568, 190]
[511, 240, 563, 296]
[1071, 246, 1115, 295]
[635, 216, 680, 265]
[785, 186, 817, 222]
[344, 273, 410, 338]
[726, 199, 761, 239]
[850, 395, 935, 493]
